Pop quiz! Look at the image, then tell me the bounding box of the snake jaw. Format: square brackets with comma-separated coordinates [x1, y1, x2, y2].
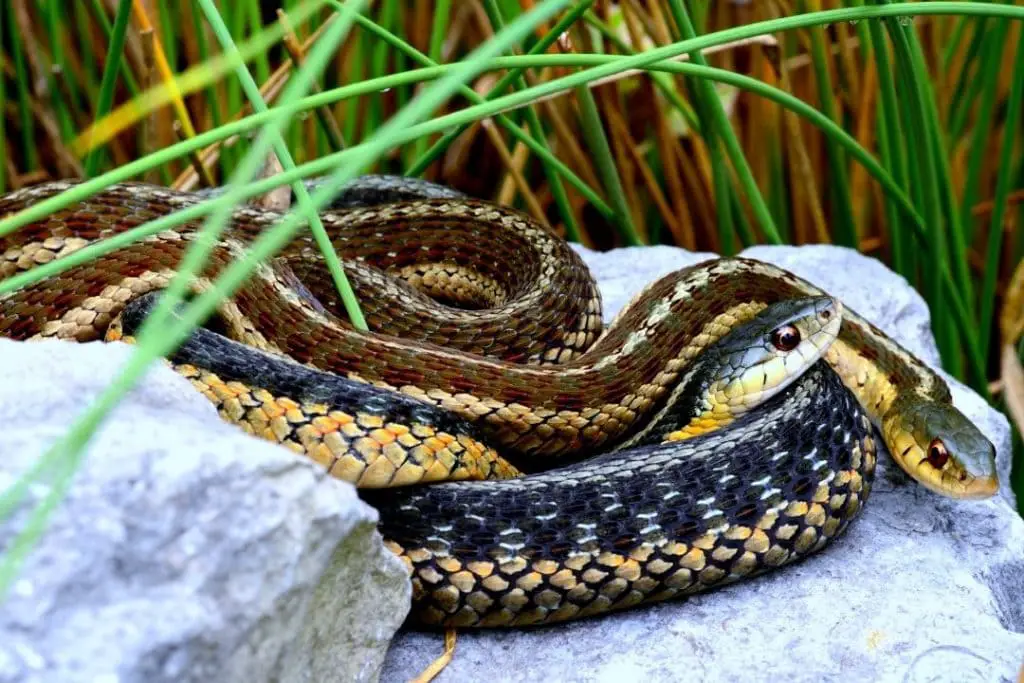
[882, 400, 998, 499]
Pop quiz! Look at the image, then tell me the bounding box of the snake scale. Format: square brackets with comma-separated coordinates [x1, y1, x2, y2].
[0, 176, 998, 629]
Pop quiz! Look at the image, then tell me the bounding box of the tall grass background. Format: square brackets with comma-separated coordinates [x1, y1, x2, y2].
[0, 0, 1022, 596]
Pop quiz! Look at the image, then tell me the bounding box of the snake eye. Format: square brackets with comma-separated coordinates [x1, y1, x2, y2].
[926, 439, 949, 469]
[771, 324, 801, 352]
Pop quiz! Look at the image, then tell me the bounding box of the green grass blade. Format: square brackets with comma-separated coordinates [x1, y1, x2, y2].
[245, 0, 272, 84]
[802, 1, 857, 247]
[767, 138, 790, 242]
[367, 0, 401, 140]
[87, 0, 141, 95]
[947, 17, 991, 140]
[978, 27, 1024, 361]
[412, 0, 452, 162]
[575, 81, 641, 244]
[874, 98, 906, 274]
[665, 0, 736, 252]
[940, 14, 970, 69]
[712, 139, 738, 252]
[405, 0, 596, 177]
[481, 0, 582, 242]
[197, 0, 369, 331]
[189, 0, 228, 179]
[157, 0, 178, 74]
[74, 2, 101, 105]
[84, 0, 134, 178]
[42, 0, 77, 140]
[427, 0, 452, 69]
[6, 0, 38, 170]
[867, 21, 913, 277]
[581, 9, 702, 136]
[341, 2, 598, 232]
[904, 23, 972, 313]
[882, 12, 951, 366]
[666, 0, 779, 246]
[958, 16, 1011, 243]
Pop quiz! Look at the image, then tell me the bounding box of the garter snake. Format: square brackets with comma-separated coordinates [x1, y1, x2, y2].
[0, 177, 998, 628]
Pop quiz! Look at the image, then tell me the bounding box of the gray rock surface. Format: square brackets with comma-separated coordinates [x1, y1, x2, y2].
[381, 245, 1024, 683]
[0, 340, 410, 683]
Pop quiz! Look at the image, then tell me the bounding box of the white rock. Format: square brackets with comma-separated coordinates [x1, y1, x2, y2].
[381, 244, 1024, 683]
[0, 340, 410, 683]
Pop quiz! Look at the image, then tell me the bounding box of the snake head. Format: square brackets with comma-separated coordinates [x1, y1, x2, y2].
[700, 295, 842, 414]
[882, 398, 998, 499]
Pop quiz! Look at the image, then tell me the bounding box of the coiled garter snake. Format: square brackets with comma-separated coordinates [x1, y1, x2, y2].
[0, 176, 998, 629]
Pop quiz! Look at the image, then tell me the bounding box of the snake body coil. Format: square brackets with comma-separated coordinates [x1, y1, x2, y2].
[370, 364, 874, 627]
[0, 177, 997, 628]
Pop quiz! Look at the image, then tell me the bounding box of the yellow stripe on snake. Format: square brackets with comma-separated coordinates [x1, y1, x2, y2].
[0, 177, 998, 629]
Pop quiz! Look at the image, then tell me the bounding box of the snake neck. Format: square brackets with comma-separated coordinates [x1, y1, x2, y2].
[822, 310, 953, 436]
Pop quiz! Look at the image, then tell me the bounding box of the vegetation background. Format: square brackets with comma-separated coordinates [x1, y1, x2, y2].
[0, 0, 1022, 590]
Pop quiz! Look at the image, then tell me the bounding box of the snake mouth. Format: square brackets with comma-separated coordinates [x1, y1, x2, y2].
[918, 471, 999, 500]
[956, 473, 1000, 500]
[892, 444, 998, 500]
[901, 447, 1000, 500]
